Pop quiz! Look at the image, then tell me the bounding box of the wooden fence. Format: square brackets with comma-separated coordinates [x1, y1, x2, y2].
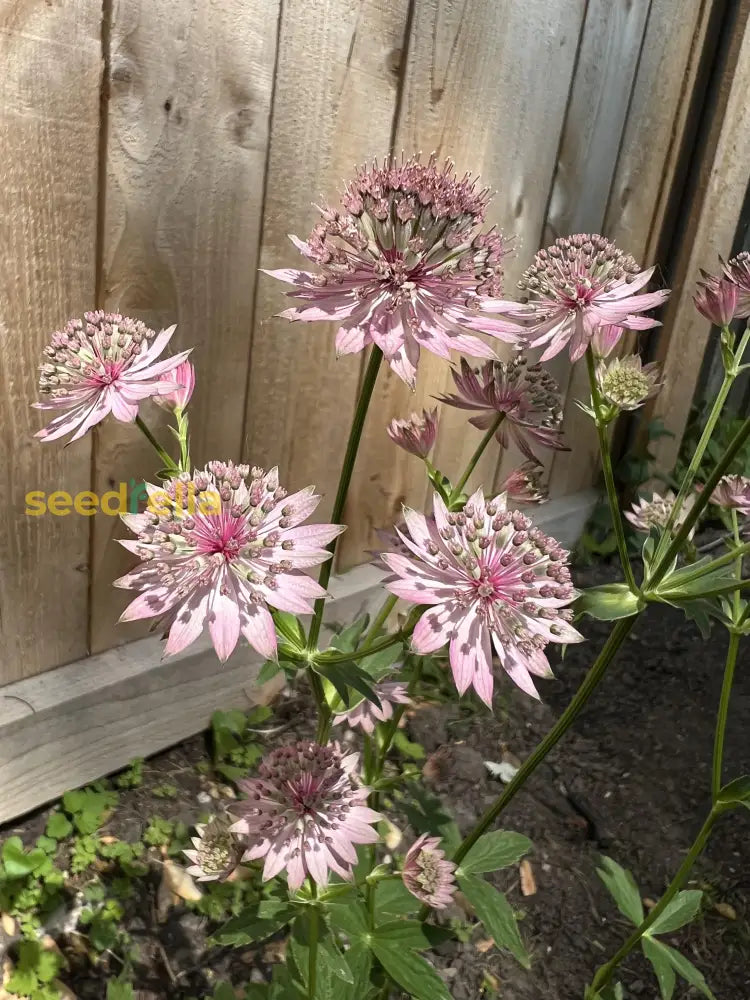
[0, 0, 748, 819]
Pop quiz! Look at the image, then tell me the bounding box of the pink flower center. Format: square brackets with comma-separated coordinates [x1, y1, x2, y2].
[471, 564, 515, 605]
[289, 773, 323, 815]
[91, 360, 125, 386]
[561, 283, 596, 310]
[191, 511, 251, 562]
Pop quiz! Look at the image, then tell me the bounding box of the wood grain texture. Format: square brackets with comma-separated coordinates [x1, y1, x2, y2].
[338, 0, 587, 570]
[0, 0, 101, 680]
[0, 492, 594, 824]
[648, 2, 750, 472]
[90, 0, 279, 652]
[243, 0, 409, 526]
[548, 0, 715, 497]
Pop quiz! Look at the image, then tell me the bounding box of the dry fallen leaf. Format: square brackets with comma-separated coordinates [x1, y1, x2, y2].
[157, 860, 203, 917]
[263, 937, 288, 963]
[0, 913, 15, 937]
[714, 901, 737, 920]
[643, 897, 658, 910]
[475, 937, 494, 954]
[520, 858, 537, 896]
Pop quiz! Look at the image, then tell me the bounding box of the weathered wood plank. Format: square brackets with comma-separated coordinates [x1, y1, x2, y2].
[90, 0, 279, 652]
[0, 492, 594, 824]
[338, 0, 587, 570]
[243, 0, 409, 529]
[0, 0, 101, 680]
[648, 2, 750, 472]
[548, 0, 716, 498]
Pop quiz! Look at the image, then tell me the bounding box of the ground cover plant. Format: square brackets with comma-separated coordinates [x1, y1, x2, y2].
[10, 153, 750, 998]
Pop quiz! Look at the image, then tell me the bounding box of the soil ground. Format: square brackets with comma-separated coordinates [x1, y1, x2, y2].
[1, 565, 749, 1000]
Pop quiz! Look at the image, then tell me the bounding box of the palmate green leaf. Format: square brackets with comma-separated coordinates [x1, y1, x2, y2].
[717, 774, 750, 810]
[330, 615, 370, 653]
[370, 940, 454, 1000]
[596, 856, 644, 925]
[341, 941, 373, 1000]
[642, 936, 676, 1000]
[574, 583, 644, 622]
[372, 919, 453, 950]
[641, 936, 715, 999]
[211, 899, 295, 946]
[458, 830, 531, 875]
[458, 874, 530, 968]
[648, 890, 703, 935]
[1, 836, 48, 878]
[372, 878, 419, 917]
[314, 659, 381, 709]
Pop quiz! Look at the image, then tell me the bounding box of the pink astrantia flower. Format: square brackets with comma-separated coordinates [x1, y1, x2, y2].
[154, 358, 196, 411]
[625, 490, 696, 537]
[230, 741, 381, 890]
[265, 154, 522, 388]
[711, 474, 750, 515]
[437, 357, 565, 463]
[722, 252, 750, 318]
[694, 270, 739, 325]
[34, 312, 190, 442]
[487, 234, 669, 362]
[499, 462, 548, 504]
[381, 491, 582, 705]
[598, 355, 662, 411]
[333, 681, 412, 735]
[402, 834, 457, 909]
[387, 408, 438, 459]
[183, 814, 243, 883]
[114, 462, 344, 662]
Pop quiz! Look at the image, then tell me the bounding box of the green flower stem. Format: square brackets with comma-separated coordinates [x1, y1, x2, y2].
[175, 406, 190, 473]
[308, 883, 319, 1000]
[362, 594, 399, 649]
[585, 348, 638, 593]
[653, 325, 750, 568]
[135, 415, 178, 474]
[712, 632, 740, 802]
[307, 668, 330, 745]
[307, 346, 384, 653]
[450, 616, 635, 868]
[448, 413, 504, 505]
[588, 808, 720, 996]
[647, 413, 750, 590]
[665, 539, 750, 585]
[317, 629, 406, 665]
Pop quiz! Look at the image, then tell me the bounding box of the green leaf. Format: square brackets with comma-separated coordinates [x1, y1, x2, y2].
[370, 940, 454, 1000]
[46, 812, 73, 840]
[392, 729, 425, 760]
[257, 658, 283, 685]
[319, 935, 354, 984]
[458, 873, 530, 968]
[717, 774, 750, 810]
[5, 969, 37, 995]
[642, 936, 676, 1000]
[648, 890, 703, 935]
[574, 583, 644, 621]
[458, 830, 531, 875]
[373, 878, 419, 917]
[425, 462, 453, 506]
[2, 837, 46, 878]
[327, 900, 370, 937]
[596, 856, 644, 925]
[211, 986, 238, 1000]
[314, 659, 381, 709]
[272, 610, 306, 650]
[372, 919, 452, 950]
[212, 900, 295, 946]
[642, 936, 715, 999]
[341, 941, 372, 999]
[106, 982, 136, 1000]
[330, 616, 370, 653]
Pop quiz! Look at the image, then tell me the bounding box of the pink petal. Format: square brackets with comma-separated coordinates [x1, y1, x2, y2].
[412, 603, 459, 654]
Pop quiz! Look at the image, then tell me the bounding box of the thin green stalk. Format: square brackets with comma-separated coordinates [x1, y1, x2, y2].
[585, 348, 637, 593]
[449, 413, 504, 504]
[307, 668, 330, 745]
[362, 594, 399, 649]
[452, 617, 635, 868]
[318, 629, 406, 664]
[308, 884, 319, 1000]
[588, 808, 720, 995]
[664, 539, 750, 586]
[135, 415, 178, 473]
[653, 326, 750, 567]
[712, 632, 740, 801]
[307, 347, 384, 653]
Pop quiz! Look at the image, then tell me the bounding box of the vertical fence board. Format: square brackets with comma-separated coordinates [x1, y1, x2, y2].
[338, 0, 586, 570]
[90, 0, 278, 652]
[243, 0, 409, 525]
[0, 1, 101, 680]
[548, 0, 716, 498]
[648, 2, 750, 472]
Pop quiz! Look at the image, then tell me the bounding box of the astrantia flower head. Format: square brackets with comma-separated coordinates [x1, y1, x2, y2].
[183, 814, 243, 882]
[382, 491, 583, 704]
[722, 252, 750, 318]
[711, 474, 750, 515]
[490, 234, 669, 362]
[598, 355, 662, 410]
[333, 681, 412, 735]
[625, 490, 696, 536]
[230, 741, 381, 889]
[266, 153, 522, 388]
[154, 358, 195, 411]
[114, 462, 344, 662]
[387, 408, 438, 458]
[34, 312, 190, 442]
[499, 462, 548, 504]
[438, 357, 565, 463]
[402, 834, 457, 909]
[694, 270, 739, 325]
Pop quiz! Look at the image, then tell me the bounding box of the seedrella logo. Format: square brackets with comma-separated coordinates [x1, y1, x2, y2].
[25, 479, 220, 517]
